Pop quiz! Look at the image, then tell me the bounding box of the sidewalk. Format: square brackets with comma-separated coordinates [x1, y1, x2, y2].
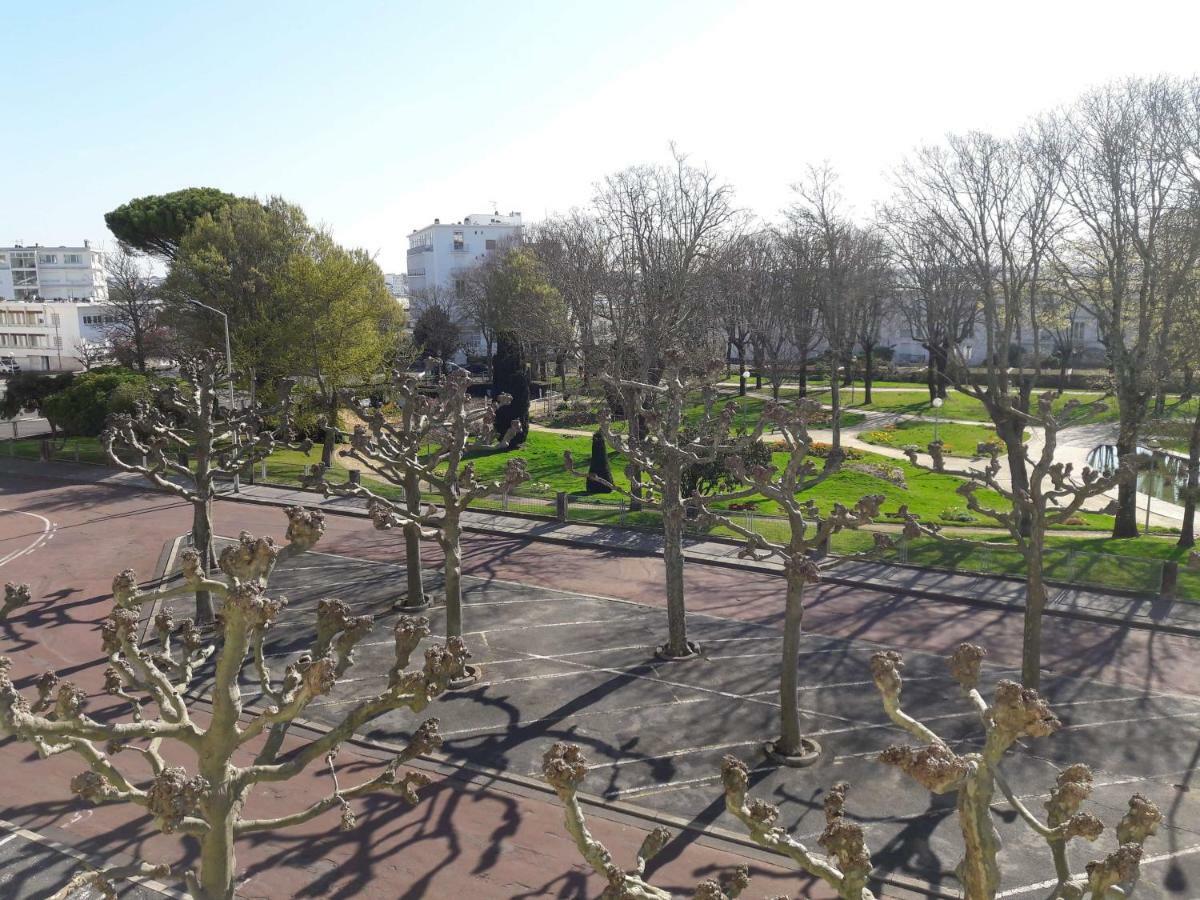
[6, 455, 1200, 637]
[213, 476, 1200, 638]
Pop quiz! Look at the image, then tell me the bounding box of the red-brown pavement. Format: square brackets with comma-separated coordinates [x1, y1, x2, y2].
[0, 474, 815, 899]
[2, 470, 1197, 897]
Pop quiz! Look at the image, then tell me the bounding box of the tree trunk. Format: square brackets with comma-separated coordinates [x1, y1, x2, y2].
[829, 372, 842, 453]
[1022, 538, 1047, 690]
[863, 343, 874, 405]
[776, 574, 806, 755]
[402, 470, 426, 606]
[996, 415, 1032, 538]
[798, 350, 808, 398]
[321, 395, 338, 468]
[956, 768, 1002, 899]
[1179, 410, 1200, 549]
[442, 517, 463, 638]
[133, 325, 147, 374]
[192, 499, 215, 625]
[737, 342, 747, 397]
[197, 794, 237, 900]
[660, 469, 691, 658]
[1112, 425, 1140, 538]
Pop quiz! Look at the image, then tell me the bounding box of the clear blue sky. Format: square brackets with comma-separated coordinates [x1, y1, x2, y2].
[5, 0, 1200, 273]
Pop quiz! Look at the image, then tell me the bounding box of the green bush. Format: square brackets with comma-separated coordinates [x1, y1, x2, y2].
[42, 367, 153, 436]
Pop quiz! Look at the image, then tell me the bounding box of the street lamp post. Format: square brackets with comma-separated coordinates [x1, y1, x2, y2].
[185, 298, 240, 494]
[932, 396, 944, 443]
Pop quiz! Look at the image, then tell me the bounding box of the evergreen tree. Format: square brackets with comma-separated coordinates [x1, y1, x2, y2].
[585, 430, 613, 494]
[492, 330, 529, 447]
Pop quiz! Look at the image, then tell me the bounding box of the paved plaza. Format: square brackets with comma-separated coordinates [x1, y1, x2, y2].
[161, 545, 1200, 899]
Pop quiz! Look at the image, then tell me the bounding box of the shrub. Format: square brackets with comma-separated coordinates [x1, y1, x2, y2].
[848, 461, 907, 487]
[806, 441, 862, 460]
[940, 507, 975, 523]
[42, 367, 152, 436]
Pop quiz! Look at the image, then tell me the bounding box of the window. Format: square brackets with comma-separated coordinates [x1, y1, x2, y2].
[13, 270, 37, 287]
[454, 278, 466, 298]
[453, 231, 465, 251]
[1071, 321, 1087, 341]
[0, 254, 7, 266]
[10, 251, 35, 268]
[63, 253, 82, 265]
[485, 239, 496, 250]
[39, 254, 57, 264]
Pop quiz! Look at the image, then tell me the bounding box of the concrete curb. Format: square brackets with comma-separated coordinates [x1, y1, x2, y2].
[216, 488, 1200, 640]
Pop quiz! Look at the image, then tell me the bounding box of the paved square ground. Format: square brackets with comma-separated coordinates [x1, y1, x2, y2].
[164, 547, 1200, 898]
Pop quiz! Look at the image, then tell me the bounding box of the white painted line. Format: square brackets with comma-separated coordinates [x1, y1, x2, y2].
[586, 740, 760, 772]
[612, 764, 777, 800]
[0, 507, 55, 568]
[439, 697, 713, 737]
[997, 843, 1200, 896]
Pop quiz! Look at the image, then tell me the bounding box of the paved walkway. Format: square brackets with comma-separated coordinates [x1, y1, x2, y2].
[225, 478, 1200, 637]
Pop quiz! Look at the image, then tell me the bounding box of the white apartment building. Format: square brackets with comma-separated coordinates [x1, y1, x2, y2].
[0, 242, 108, 303]
[0, 243, 113, 371]
[406, 211, 522, 357]
[0, 301, 114, 371]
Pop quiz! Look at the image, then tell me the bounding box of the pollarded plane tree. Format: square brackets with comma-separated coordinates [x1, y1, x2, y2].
[332, 369, 528, 675]
[544, 643, 1161, 900]
[542, 742, 751, 900]
[722, 397, 884, 765]
[0, 506, 468, 900]
[892, 391, 1127, 689]
[871, 643, 1162, 899]
[565, 360, 746, 660]
[101, 351, 294, 624]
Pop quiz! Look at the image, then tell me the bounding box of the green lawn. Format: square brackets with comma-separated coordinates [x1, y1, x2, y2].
[858, 420, 1019, 458]
[835, 530, 1199, 599]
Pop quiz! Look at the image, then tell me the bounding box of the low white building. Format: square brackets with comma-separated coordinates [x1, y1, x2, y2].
[0, 243, 107, 303]
[406, 211, 522, 358]
[0, 243, 112, 372]
[0, 300, 115, 372]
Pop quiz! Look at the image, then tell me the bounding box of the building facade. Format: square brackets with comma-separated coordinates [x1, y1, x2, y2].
[0, 301, 114, 371]
[405, 211, 522, 357]
[0, 242, 115, 371]
[0, 243, 108, 303]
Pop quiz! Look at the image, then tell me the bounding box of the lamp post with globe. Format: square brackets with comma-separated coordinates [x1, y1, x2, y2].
[932, 396, 944, 443]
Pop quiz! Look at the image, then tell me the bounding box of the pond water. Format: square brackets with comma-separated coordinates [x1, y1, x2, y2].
[1087, 444, 1191, 504]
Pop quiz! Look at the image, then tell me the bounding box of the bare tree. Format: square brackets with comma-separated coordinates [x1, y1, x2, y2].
[881, 210, 978, 402]
[851, 233, 893, 405]
[890, 126, 1063, 538]
[72, 338, 112, 371]
[724, 399, 881, 764]
[104, 245, 160, 374]
[872, 644, 1162, 898]
[778, 222, 825, 397]
[565, 361, 744, 659]
[0, 507, 469, 900]
[788, 165, 878, 449]
[546, 642, 1161, 899]
[594, 146, 737, 381]
[542, 743, 750, 899]
[1050, 77, 1200, 537]
[892, 392, 1127, 687]
[102, 352, 289, 623]
[529, 213, 611, 389]
[333, 370, 529, 682]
